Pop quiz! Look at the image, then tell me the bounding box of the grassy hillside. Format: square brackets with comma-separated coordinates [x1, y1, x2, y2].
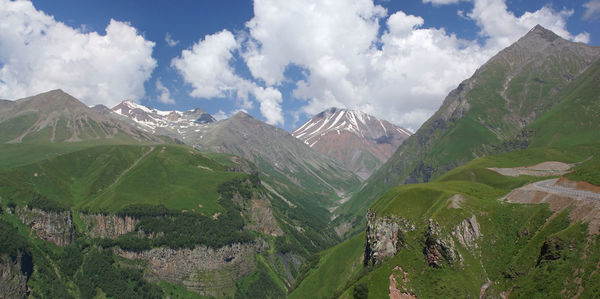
[295, 143, 600, 298]
[334, 29, 600, 234]
[0, 144, 242, 214]
[289, 233, 365, 299]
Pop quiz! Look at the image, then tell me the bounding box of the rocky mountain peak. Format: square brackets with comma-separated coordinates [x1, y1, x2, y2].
[513, 24, 563, 51]
[292, 107, 411, 179]
[111, 100, 215, 133]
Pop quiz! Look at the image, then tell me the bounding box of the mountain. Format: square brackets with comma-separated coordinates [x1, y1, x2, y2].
[0, 91, 363, 297]
[0, 143, 296, 297]
[290, 26, 600, 298]
[187, 112, 362, 233]
[114, 100, 363, 227]
[0, 90, 162, 145]
[112, 100, 215, 133]
[335, 25, 600, 231]
[292, 107, 411, 180]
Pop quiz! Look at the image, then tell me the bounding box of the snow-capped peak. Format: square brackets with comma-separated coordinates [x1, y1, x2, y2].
[111, 100, 215, 133]
[291, 107, 412, 180]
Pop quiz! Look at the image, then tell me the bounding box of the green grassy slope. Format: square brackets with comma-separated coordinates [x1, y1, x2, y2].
[289, 233, 365, 299]
[0, 144, 241, 214]
[334, 31, 600, 234]
[296, 143, 600, 298]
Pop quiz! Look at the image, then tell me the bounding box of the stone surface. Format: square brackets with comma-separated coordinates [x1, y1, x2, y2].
[16, 207, 75, 246]
[424, 219, 461, 268]
[118, 239, 268, 297]
[0, 254, 29, 299]
[452, 215, 482, 251]
[80, 213, 139, 239]
[364, 209, 414, 266]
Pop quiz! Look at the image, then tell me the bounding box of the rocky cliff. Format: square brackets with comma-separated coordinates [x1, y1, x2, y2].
[364, 209, 415, 266]
[118, 240, 268, 297]
[79, 213, 139, 239]
[16, 207, 75, 246]
[0, 253, 30, 299]
[364, 208, 483, 269]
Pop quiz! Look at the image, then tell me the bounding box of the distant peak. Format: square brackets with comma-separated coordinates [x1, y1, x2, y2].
[232, 111, 252, 118]
[520, 24, 560, 44]
[47, 89, 66, 94]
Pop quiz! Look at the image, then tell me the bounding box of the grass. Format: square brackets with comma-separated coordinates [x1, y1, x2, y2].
[289, 233, 365, 299]
[0, 144, 243, 214]
[295, 141, 600, 298]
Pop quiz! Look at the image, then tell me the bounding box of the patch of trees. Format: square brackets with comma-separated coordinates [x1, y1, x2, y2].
[0, 219, 29, 259]
[75, 249, 163, 299]
[27, 194, 68, 212]
[105, 175, 260, 251]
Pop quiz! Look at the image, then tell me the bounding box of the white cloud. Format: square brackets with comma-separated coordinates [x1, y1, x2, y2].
[155, 79, 174, 104]
[583, 0, 600, 20]
[165, 32, 179, 47]
[171, 30, 240, 99]
[253, 86, 283, 125]
[238, 0, 589, 130]
[213, 109, 228, 120]
[172, 29, 285, 125]
[0, 0, 156, 107]
[422, 0, 462, 5]
[469, 0, 589, 48]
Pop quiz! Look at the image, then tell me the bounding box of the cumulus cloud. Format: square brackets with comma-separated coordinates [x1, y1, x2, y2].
[469, 0, 589, 48]
[0, 0, 156, 107]
[172, 30, 284, 125]
[213, 109, 228, 121]
[155, 79, 175, 104]
[237, 0, 589, 130]
[165, 32, 179, 47]
[583, 0, 600, 20]
[422, 0, 462, 5]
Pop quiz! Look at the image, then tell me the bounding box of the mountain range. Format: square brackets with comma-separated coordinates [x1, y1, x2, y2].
[290, 25, 600, 298]
[332, 24, 600, 235]
[1, 24, 600, 298]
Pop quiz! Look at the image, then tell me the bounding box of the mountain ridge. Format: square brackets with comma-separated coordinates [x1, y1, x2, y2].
[0, 89, 163, 144]
[292, 107, 411, 180]
[334, 24, 600, 235]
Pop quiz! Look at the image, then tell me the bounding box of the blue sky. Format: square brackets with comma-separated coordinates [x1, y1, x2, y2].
[1, 0, 599, 131]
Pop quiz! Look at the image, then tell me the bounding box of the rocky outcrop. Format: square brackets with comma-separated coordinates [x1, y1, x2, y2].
[16, 207, 75, 246]
[79, 213, 139, 239]
[389, 266, 417, 299]
[452, 215, 482, 251]
[364, 209, 415, 266]
[424, 220, 461, 268]
[118, 239, 268, 297]
[0, 253, 31, 299]
[248, 197, 284, 236]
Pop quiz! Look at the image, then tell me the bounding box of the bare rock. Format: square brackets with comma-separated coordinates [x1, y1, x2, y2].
[117, 239, 268, 297]
[16, 207, 75, 246]
[80, 213, 139, 239]
[364, 209, 415, 266]
[452, 215, 482, 251]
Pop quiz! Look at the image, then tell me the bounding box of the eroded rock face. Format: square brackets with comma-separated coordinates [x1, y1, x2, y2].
[118, 239, 268, 297]
[248, 197, 284, 237]
[79, 213, 139, 239]
[364, 209, 415, 266]
[452, 215, 482, 251]
[16, 207, 75, 246]
[0, 254, 30, 299]
[424, 219, 461, 268]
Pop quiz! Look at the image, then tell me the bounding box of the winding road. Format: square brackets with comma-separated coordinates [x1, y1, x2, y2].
[529, 178, 600, 201]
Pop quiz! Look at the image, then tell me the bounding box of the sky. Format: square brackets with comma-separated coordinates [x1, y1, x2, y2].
[0, 0, 599, 132]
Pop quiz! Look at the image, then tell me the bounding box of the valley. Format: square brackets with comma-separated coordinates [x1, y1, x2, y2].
[1, 23, 599, 299]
